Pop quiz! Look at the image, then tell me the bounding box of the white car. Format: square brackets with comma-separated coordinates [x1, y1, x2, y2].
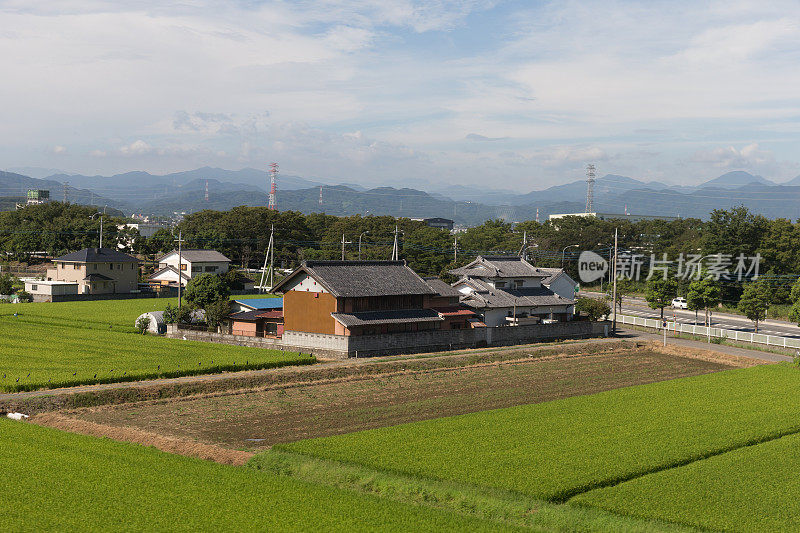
[671, 297, 688, 309]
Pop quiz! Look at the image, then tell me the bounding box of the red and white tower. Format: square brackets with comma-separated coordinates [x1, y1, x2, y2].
[268, 162, 278, 210]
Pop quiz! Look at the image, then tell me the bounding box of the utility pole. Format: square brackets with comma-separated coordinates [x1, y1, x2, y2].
[358, 231, 369, 260]
[341, 234, 346, 261]
[518, 231, 527, 259]
[454, 234, 458, 261]
[612, 228, 618, 334]
[99, 215, 103, 249]
[175, 231, 184, 309]
[391, 225, 400, 261]
[259, 225, 274, 292]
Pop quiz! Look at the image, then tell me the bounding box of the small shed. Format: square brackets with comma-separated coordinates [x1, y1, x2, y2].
[135, 311, 166, 334]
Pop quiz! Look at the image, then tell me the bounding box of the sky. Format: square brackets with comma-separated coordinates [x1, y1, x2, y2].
[2, 0, 800, 190]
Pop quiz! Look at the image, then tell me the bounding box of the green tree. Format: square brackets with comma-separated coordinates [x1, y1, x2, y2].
[205, 298, 232, 332]
[612, 278, 635, 314]
[686, 277, 721, 326]
[575, 297, 610, 321]
[184, 273, 230, 309]
[135, 315, 151, 335]
[738, 282, 771, 332]
[645, 277, 677, 318]
[787, 277, 800, 327]
[0, 272, 15, 295]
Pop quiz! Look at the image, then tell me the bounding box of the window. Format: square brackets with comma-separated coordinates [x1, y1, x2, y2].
[31, 284, 37, 291]
[514, 279, 524, 288]
[94, 264, 98, 270]
[73, 264, 80, 270]
[206, 265, 218, 272]
[180, 264, 187, 271]
[117, 264, 122, 270]
[495, 281, 506, 288]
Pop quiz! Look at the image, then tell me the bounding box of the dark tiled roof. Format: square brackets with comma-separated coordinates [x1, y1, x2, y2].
[159, 249, 231, 263]
[331, 308, 443, 328]
[256, 310, 283, 319]
[83, 273, 114, 281]
[537, 267, 577, 286]
[449, 256, 547, 278]
[229, 310, 264, 321]
[54, 248, 140, 263]
[459, 279, 573, 309]
[423, 277, 462, 298]
[272, 261, 436, 298]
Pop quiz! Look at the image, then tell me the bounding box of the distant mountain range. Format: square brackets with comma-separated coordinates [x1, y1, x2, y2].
[2, 167, 800, 224]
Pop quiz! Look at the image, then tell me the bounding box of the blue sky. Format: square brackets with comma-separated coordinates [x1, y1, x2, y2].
[2, 0, 800, 189]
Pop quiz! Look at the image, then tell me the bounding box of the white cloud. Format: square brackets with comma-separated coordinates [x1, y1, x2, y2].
[52, 145, 66, 154]
[693, 143, 773, 168]
[118, 140, 152, 156]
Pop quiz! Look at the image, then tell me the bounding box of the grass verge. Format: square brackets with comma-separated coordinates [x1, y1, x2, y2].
[250, 449, 696, 532]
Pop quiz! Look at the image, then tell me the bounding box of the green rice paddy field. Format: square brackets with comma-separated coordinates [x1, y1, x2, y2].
[276, 363, 800, 531]
[1, 419, 511, 532]
[0, 294, 302, 392]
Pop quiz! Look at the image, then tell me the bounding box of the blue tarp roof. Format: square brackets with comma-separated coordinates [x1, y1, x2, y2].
[234, 297, 283, 310]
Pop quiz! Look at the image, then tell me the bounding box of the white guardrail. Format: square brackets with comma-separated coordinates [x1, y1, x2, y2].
[616, 314, 800, 350]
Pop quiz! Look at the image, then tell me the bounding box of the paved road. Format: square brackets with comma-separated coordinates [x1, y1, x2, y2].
[583, 291, 800, 338]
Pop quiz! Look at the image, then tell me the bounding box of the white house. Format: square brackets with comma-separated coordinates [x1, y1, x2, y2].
[450, 256, 574, 327]
[149, 249, 231, 287]
[538, 268, 579, 301]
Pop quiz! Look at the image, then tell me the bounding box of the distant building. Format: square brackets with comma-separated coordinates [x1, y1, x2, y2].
[46, 248, 140, 294]
[122, 222, 164, 238]
[411, 217, 455, 231]
[149, 249, 231, 287]
[26, 189, 49, 205]
[548, 212, 680, 223]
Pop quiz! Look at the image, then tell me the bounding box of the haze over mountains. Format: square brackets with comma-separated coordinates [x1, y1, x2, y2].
[2, 167, 800, 224]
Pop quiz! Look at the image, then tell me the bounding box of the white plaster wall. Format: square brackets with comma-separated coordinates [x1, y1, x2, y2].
[282, 273, 329, 293]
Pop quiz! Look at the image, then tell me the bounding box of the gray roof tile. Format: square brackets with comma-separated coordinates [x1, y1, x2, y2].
[273, 261, 437, 298]
[331, 308, 443, 327]
[54, 248, 140, 263]
[449, 256, 547, 278]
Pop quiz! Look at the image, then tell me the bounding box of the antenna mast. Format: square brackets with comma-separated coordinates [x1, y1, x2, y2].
[268, 162, 278, 210]
[585, 164, 596, 213]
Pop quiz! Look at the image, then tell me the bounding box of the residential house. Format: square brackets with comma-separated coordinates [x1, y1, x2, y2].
[423, 277, 479, 329]
[450, 256, 574, 326]
[46, 248, 140, 294]
[149, 249, 231, 287]
[538, 268, 579, 301]
[271, 260, 447, 336]
[228, 297, 284, 337]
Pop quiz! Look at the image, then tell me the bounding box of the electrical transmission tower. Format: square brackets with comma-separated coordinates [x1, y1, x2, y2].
[204, 180, 209, 202]
[268, 162, 278, 210]
[585, 164, 596, 213]
[319, 186, 323, 206]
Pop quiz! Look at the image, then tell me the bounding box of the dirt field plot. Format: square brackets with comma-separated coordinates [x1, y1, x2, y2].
[64, 348, 741, 450]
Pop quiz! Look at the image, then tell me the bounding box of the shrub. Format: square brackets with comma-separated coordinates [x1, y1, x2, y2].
[15, 290, 32, 303]
[175, 305, 195, 325]
[574, 298, 610, 321]
[135, 315, 151, 335]
[162, 303, 177, 324]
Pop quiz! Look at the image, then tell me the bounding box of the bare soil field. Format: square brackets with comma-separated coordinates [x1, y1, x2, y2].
[52, 345, 753, 453]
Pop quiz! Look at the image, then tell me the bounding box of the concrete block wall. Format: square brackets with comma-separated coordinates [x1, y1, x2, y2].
[166, 321, 609, 359]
